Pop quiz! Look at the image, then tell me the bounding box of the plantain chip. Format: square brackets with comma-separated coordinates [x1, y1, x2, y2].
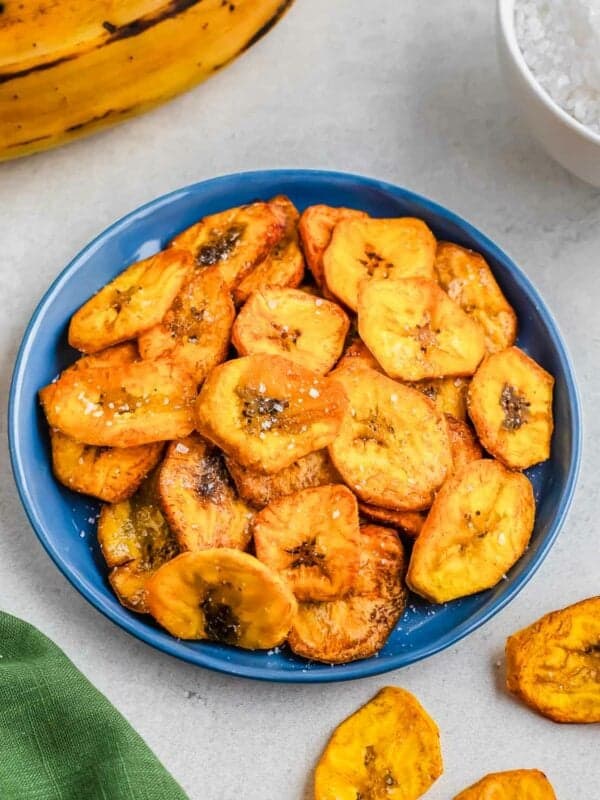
[97, 473, 179, 613]
[68, 249, 192, 353]
[446, 414, 483, 472]
[329, 365, 452, 510]
[195, 354, 348, 473]
[253, 484, 360, 602]
[232, 287, 350, 374]
[138, 267, 234, 383]
[435, 242, 517, 353]
[50, 429, 163, 503]
[404, 376, 469, 420]
[334, 337, 383, 374]
[298, 204, 368, 291]
[158, 433, 253, 552]
[358, 504, 425, 538]
[323, 217, 436, 311]
[314, 686, 443, 799]
[358, 277, 486, 380]
[232, 195, 305, 304]
[225, 449, 341, 508]
[146, 549, 297, 648]
[40, 358, 196, 447]
[288, 525, 407, 663]
[505, 596, 600, 723]
[170, 201, 284, 290]
[67, 341, 139, 371]
[407, 459, 535, 603]
[468, 346, 554, 470]
[453, 769, 557, 799]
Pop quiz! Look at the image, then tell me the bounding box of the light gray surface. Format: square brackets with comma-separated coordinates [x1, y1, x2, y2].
[0, 1, 598, 798]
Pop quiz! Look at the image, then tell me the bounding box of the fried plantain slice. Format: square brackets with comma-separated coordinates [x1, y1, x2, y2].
[334, 337, 383, 374]
[146, 549, 297, 648]
[195, 354, 348, 473]
[435, 242, 517, 353]
[323, 217, 436, 311]
[170, 201, 284, 289]
[505, 596, 600, 723]
[454, 769, 557, 799]
[253, 484, 360, 601]
[288, 525, 407, 663]
[358, 277, 486, 380]
[298, 204, 368, 291]
[232, 196, 305, 304]
[446, 414, 483, 472]
[407, 459, 535, 603]
[468, 347, 554, 470]
[138, 267, 234, 383]
[232, 288, 350, 374]
[68, 341, 139, 371]
[40, 359, 196, 447]
[68, 250, 193, 353]
[329, 366, 452, 510]
[158, 433, 253, 552]
[358, 504, 425, 538]
[314, 686, 443, 799]
[225, 449, 341, 508]
[98, 473, 179, 613]
[404, 376, 469, 420]
[50, 429, 164, 503]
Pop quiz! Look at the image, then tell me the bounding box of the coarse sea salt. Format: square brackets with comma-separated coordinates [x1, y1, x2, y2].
[515, 0, 600, 134]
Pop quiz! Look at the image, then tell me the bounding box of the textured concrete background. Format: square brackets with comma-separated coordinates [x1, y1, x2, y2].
[0, 1, 598, 797]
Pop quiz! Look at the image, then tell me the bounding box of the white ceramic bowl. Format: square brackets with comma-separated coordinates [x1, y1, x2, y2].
[497, 0, 600, 187]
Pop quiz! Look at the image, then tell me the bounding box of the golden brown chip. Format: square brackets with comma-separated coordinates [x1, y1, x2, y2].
[232, 196, 305, 304]
[445, 414, 483, 472]
[40, 359, 196, 447]
[67, 342, 139, 371]
[225, 449, 341, 508]
[98, 474, 179, 613]
[314, 686, 443, 799]
[232, 288, 350, 374]
[158, 434, 253, 552]
[505, 596, 600, 723]
[138, 267, 234, 382]
[170, 201, 284, 289]
[298, 204, 368, 290]
[468, 347, 554, 470]
[329, 365, 452, 510]
[323, 217, 436, 311]
[50, 429, 164, 503]
[358, 277, 486, 380]
[404, 376, 469, 420]
[435, 241, 518, 353]
[253, 485, 360, 602]
[146, 549, 297, 648]
[407, 459, 535, 603]
[334, 337, 383, 374]
[288, 525, 407, 663]
[358, 504, 425, 538]
[195, 354, 348, 473]
[68, 250, 192, 353]
[453, 769, 557, 799]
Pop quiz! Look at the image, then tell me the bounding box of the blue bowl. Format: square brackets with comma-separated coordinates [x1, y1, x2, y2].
[9, 170, 582, 683]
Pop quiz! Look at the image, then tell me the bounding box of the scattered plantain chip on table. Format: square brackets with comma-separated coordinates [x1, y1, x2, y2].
[158, 434, 253, 552]
[453, 769, 557, 799]
[314, 686, 443, 800]
[505, 596, 600, 723]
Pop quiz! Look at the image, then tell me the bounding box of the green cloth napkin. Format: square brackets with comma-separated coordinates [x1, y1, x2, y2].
[0, 612, 188, 800]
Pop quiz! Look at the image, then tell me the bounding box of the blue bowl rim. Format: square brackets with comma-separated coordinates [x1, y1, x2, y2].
[8, 168, 583, 683]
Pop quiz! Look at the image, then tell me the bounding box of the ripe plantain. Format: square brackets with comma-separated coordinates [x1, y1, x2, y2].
[0, 0, 295, 160]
